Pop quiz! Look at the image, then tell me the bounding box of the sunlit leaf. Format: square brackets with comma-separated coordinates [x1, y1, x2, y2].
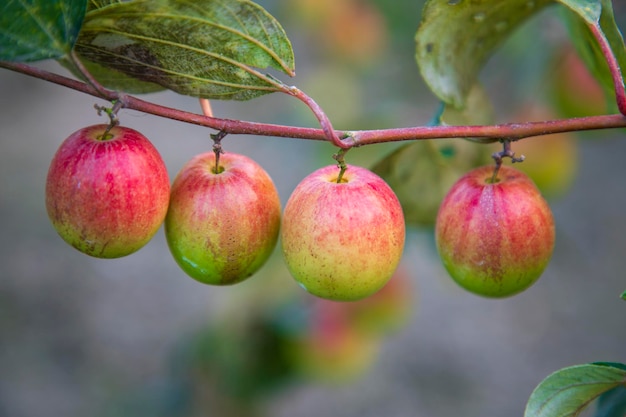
[558, 0, 626, 112]
[415, 0, 553, 109]
[525, 363, 626, 417]
[0, 0, 86, 62]
[74, 0, 295, 99]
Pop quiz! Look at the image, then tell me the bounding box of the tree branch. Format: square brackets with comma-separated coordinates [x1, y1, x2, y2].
[2, 60, 626, 146]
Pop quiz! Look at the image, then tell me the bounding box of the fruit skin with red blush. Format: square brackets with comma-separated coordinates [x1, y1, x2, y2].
[435, 165, 555, 298]
[281, 164, 406, 301]
[45, 124, 170, 258]
[165, 152, 281, 285]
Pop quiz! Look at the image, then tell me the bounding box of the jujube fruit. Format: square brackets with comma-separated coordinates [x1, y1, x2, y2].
[281, 164, 406, 301]
[45, 124, 170, 258]
[435, 165, 555, 298]
[165, 152, 281, 285]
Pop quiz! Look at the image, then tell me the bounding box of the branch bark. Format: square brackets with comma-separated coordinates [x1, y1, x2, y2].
[2, 60, 626, 147]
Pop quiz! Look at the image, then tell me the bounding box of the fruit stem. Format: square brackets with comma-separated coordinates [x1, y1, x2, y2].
[490, 139, 525, 182]
[333, 148, 349, 183]
[94, 98, 126, 135]
[211, 131, 227, 173]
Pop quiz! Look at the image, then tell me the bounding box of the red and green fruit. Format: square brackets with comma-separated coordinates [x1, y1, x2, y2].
[281, 164, 406, 301]
[165, 152, 281, 285]
[45, 124, 170, 258]
[435, 165, 555, 298]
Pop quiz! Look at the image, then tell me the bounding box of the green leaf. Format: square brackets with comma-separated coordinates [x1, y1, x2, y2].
[558, 0, 626, 112]
[0, 0, 87, 62]
[74, 0, 295, 100]
[621, 290, 626, 300]
[595, 385, 626, 417]
[594, 364, 626, 417]
[371, 138, 491, 227]
[525, 363, 626, 417]
[415, 0, 554, 109]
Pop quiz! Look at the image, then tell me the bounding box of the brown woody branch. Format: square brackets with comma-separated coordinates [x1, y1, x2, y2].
[1, 60, 626, 146]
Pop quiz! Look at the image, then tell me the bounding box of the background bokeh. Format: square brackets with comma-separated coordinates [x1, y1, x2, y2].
[1, 1, 625, 416]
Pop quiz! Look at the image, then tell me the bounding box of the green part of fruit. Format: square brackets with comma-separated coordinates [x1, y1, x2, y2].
[165, 152, 281, 285]
[45, 124, 170, 258]
[281, 164, 406, 302]
[435, 165, 555, 298]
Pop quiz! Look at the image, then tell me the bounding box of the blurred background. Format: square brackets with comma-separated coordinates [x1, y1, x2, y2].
[1, 1, 625, 416]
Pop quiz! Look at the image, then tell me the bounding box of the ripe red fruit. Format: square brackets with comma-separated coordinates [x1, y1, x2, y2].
[165, 152, 281, 285]
[281, 164, 406, 301]
[435, 165, 555, 298]
[45, 124, 170, 258]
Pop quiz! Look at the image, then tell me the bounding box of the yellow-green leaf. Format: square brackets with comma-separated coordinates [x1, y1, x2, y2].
[74, 0, 295, 99]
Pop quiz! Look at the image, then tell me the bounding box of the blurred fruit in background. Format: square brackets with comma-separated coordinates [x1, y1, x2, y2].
[547, 45, 607, 118]
[289, 267, 414, 381]
[115, 259, 416, 415]
[287, 300, 381, 382]
[342, 266, 413, 335]
[283, 0, 388, 66]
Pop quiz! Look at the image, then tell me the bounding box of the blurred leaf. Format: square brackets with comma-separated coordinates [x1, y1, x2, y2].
[559, 0, 626, 113]
[0, 0, 86, 62]
[189, 316, 296, 402]
[621, 290, 626, 300]
[439, 83, 498, 143]
[74, 0, 295, 99]
[415, 0, 553, 109]
[525, 363, 626, 417]
[372, 138, 490, 227]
